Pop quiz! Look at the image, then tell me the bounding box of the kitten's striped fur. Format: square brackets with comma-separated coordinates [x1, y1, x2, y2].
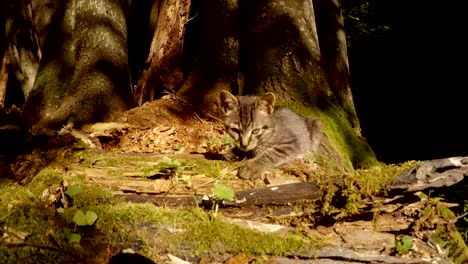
[220, 90, 321, 180]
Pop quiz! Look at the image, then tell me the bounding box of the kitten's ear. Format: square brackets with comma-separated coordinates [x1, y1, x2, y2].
[220, 90, 238, 115]
[256, 92, 275, 114]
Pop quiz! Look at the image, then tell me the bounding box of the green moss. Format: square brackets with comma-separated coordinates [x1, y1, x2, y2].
[302, 161, 420, 221]
[0, 179, 72, 264]
[350, 161, 418, 196]
[72, 186, 116, 208]
[0, 245, 70, 264]
[59, 202, 318, 258]
[432, 220, 468, 264]
[317, 105, 376, 169]
[411, 197, 468, 264]
[180, 216, 311, 255]
[75, 150, 232, 180]
[285, 95, 377, 171]
[27, 167, 64, 196]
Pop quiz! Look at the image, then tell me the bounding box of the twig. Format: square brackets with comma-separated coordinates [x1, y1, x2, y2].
[0, 208, 16, 222]
[457, 211, 468, 220]
[184, 11, 200, 25]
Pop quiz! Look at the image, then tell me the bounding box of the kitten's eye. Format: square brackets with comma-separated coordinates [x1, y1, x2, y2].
[251, 129, 260, 135]
[229, 128, 240, 134]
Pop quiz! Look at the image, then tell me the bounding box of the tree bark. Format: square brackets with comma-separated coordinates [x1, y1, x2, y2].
[0, 55, 9, 109]
[239, 0, 329, 106]
[313, 0, 360, 131]
[23, 0, 134, 129]
[176, 0, 240, 115]
[3, 0, 43, 100]
[133, 0, 191, 105]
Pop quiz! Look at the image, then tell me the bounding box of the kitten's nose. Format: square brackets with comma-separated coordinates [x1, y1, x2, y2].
[240, 137, 249, 149]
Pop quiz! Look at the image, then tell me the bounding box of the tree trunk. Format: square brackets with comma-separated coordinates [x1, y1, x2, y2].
[176, 0, 240, 115]
[133, 0, 191, 105]
[239, 0, 328, 107]
[313, 0, 360, 131]
[22, 0, 134, 129]
[0, 55, 9, 109]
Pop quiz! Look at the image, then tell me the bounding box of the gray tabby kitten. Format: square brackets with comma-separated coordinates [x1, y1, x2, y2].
[219, 90, 321, 180]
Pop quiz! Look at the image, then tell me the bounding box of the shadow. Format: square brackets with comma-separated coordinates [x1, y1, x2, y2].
[344, 1, 468, 163]
[109, 253, 155, 264]
[127, 0, 154, 86]
[201, 152, 224, 160]
[313, 0, 359, 126]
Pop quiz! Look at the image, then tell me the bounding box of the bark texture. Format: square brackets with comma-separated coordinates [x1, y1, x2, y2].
[134, 0, 191, 105]
[3, 0, 44, 100]
[314, 0, 359, 130]
[240, 0, 329, 106]
[0, 55, 9, 109]
[176, 0, 240, 115]
[23, 0, 134, 129]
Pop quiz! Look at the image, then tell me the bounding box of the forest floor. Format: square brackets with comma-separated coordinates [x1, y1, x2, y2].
[0, 95, 466, 264]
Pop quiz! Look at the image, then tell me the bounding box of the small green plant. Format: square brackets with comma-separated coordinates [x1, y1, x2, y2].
[461, 202, 468, 242]
[395, 235, 413, 255]
[64, 185, 83, 197]
[72, 209, 98, 226]
[159, 156, 182, 170]
[65, 209, 98, 244]
[141, 156, 185, 177]
[211, 183, 235, 217]
[212, 183, 235, 201]
[64, 228, 82, 244]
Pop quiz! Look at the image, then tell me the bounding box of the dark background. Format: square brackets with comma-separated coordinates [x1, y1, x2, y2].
[348, 1, 467, 163]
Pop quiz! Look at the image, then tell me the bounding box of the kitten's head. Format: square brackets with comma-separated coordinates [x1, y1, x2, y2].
[220, 90, 275, 151]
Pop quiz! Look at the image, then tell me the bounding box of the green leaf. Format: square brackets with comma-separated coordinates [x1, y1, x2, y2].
[64, 228, 81, 244]
[84, 210, 98, 225]
[72, 210, 98, 226]
[65, 185, 83, 197]
[401, 235, 412, 248]
[72, 210, 86, 226]
[212, 184, 234, 201]
[395, 235, 413, 254]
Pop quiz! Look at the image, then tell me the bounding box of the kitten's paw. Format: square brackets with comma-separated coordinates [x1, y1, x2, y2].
[238, 162, 264, 180]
